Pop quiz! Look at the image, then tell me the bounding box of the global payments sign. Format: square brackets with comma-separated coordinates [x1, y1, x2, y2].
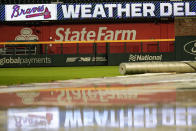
[3, 1, 196, 21]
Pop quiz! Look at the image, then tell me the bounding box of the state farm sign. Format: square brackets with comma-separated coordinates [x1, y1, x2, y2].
[55, 26, 136, 41]
[53, 23, 174, 42]
[0, 23, 174, 42]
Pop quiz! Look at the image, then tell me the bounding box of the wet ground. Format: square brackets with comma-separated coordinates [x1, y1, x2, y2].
[1, 73, 196, 130]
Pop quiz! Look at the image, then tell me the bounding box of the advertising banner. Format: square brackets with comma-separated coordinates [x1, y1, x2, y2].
[57, 1, 196, 20]
[0, 23, 174, 42]
[2, 1, 196, 21]
[5, 4, 57, 21]
[108, 52, 176, 66]
[175, 36, 196, 61]
[0, 54, 107, 67]
[0, 52, 177, 67]
[0, 22, 175, 44]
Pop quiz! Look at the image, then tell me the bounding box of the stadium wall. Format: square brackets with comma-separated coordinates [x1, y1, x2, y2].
[175, 18, 196, 36]
[0, 22, 174, 54]
[1, 1, 196, 67]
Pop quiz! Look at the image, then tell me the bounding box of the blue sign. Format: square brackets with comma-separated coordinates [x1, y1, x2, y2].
[57, 1, 196, 20]
[0, 5, 5, 21]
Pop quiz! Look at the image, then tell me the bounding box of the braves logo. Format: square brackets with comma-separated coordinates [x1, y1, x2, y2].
[11, 5, 51, 19]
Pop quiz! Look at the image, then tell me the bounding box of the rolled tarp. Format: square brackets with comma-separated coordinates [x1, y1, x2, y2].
[119, 61, 196, 75]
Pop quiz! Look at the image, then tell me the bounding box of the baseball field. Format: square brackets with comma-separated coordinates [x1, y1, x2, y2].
[0, 66, 120, 86]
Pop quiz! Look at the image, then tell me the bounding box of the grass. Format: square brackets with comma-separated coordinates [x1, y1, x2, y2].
[0, 66, 120, 86]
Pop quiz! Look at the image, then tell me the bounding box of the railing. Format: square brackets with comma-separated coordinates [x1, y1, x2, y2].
[0, 39, 175, 45]
[0, 39, 175, 55]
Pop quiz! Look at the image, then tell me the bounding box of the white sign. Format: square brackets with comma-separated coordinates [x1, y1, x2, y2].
[5, 4, 57, 21]
[60, 2, 196, 19]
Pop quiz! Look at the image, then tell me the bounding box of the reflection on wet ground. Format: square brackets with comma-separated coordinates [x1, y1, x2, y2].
[5, 105, 196, 131]
[1, 73, 196, 130]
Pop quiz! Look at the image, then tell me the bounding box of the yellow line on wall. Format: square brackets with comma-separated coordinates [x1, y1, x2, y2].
[0, 39, 175, 45]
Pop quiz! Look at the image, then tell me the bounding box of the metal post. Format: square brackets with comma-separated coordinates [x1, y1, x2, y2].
[93, 43, 97, 65]
[77, 43, 79, 55]
[14, 45, 16, 55]
[106, 42, 110, 65]
[45, 45, 47, 55]
[124, 42, 127, 53]
[28, 45, 31, 55]
[61, 44, 63, 55]
[157, 41, 160, 52]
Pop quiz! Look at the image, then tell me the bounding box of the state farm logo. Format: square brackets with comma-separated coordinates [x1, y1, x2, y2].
[11, 5, 51, 19]
[184, 40, 196, 55]
[16, 92, 40, 104]
[15, 28, 39, 41]
[55, 27, 136, 41]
